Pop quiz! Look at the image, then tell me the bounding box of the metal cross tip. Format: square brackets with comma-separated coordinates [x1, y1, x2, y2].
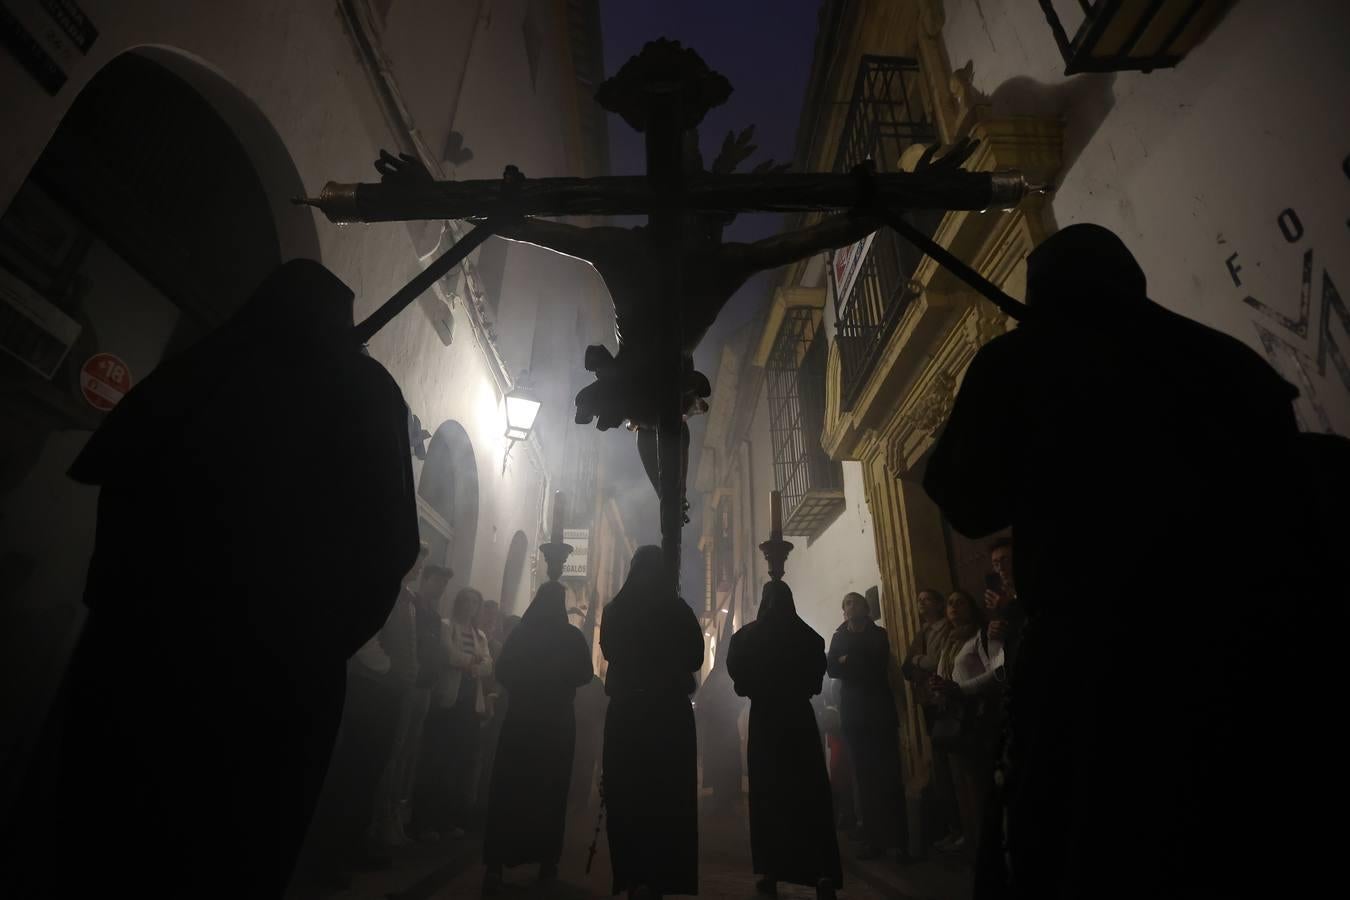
[292, 196, 321, 207]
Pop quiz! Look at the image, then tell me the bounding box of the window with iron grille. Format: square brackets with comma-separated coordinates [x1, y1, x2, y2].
[831, 56, 944, 410]
[766, 307, 844, 537]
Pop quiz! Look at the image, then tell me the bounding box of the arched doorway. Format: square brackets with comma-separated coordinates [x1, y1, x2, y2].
[499, 530, 530, 615]
[0, 50, 315, 800]
[417, 421, 479, 615]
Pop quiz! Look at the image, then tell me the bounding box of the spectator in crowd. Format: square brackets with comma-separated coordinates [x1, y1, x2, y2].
[902, 587, 958, 853]
[299, 551, 430, 888]
[727, 581, 841, 900]
[413, 586, 491, 839]
[600, 546, 704, 900]
[403, 564, 453, 840]
[372, 546, 437, 847]
[930, 590, 994, 857]
[482, 583, 593, 893]
[37, 260, 419, 897]
[826, 592, 903, 862]
[822, 678, 857, 835]
[474, 599, 506, 821]
[983, 538, 1021, 663]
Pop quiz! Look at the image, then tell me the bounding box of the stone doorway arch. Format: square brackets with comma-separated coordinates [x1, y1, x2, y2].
[417, 420, 479, 614]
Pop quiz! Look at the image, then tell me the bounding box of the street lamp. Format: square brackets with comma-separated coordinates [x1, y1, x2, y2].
[502, 374, 542, 474]
[504, 379, 541, 443]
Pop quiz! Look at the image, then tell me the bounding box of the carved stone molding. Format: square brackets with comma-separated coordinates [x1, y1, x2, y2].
[911, 370, 956, 434]
[972, 301, 1010, 348]
[881, 367, 956, 476]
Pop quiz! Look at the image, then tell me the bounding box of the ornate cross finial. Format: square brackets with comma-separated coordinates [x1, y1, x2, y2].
[595, 38, 733, 133]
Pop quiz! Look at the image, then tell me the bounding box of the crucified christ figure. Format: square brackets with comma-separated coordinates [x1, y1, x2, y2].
[378, 129, 887, 523]
[377, 129, 983, 543]
[368, 37, 990, 577]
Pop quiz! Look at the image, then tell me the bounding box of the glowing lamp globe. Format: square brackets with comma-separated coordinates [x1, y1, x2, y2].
[504, 383, 542, 442]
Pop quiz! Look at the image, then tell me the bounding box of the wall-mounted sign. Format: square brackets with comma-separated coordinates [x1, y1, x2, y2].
[0, 266, 81, 378]
[561, 527, 588, 579]
[80, 352, 131, 411]
[830, 231, 876, 323]
[0, 0, 98, 95]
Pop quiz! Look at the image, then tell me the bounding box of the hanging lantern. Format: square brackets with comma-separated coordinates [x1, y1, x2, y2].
[504, 381, 542, 443]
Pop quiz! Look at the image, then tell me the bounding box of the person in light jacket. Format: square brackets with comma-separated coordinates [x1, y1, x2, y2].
[413, 587, 492, 838]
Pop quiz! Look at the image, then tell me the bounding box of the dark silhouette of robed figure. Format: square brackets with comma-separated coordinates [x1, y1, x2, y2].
[482, 582, 593, 891]
[600, 545, 705, 899]
[727, 581, 842, 899]
[923, 224, 1318, 899]
[36, 260, 420, 897]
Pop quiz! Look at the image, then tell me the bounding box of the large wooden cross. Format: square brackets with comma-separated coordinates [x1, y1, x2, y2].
[301, 40, 1034, 587]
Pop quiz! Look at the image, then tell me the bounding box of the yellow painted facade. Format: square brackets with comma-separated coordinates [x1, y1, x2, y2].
[809, 1, 1063, 791]
[697, 0, 1064, 801]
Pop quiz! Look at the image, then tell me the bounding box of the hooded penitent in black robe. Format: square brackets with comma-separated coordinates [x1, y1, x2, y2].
[36, 260, 419, 897]
[600, 545, 705, 897]
[923, 225, 1317, 899]
[483, 583, 593, 871]
[727, 581, 842, 890]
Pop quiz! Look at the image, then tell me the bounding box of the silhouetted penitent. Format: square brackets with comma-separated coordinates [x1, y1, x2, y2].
[727, 581, 841, 897]
[44, 260, 420, 896]
[482, 582, 592, 888]
[600, 546, 705, 898]
[923, 224, 1322, 899]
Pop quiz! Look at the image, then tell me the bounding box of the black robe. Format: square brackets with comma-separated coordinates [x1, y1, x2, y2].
[483, 584, 593, 869]
[923, 225, 1315, 899]
[600, 546, 705, 896]
[726, 587, 841, 888]
[32, 260, 420, 897]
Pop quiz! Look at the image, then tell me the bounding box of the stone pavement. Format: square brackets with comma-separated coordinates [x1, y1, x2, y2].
[288, 804, 971, 900]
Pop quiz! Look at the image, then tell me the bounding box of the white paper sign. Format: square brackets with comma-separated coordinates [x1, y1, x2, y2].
[561, 528, 588, 578]
[830, 231, 875, 322]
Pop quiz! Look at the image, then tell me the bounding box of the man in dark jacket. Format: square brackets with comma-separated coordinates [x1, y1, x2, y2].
[826, 592, 903, 860]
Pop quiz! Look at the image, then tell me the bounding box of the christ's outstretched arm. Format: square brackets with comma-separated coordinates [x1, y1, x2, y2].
[490, 219, 634, 267]
[720, 213, 879, 277]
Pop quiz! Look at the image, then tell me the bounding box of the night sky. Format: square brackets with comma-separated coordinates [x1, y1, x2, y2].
[598, 1, 825, 597]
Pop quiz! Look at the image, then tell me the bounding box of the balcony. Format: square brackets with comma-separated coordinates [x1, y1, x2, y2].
[830, 57, 942, 411]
